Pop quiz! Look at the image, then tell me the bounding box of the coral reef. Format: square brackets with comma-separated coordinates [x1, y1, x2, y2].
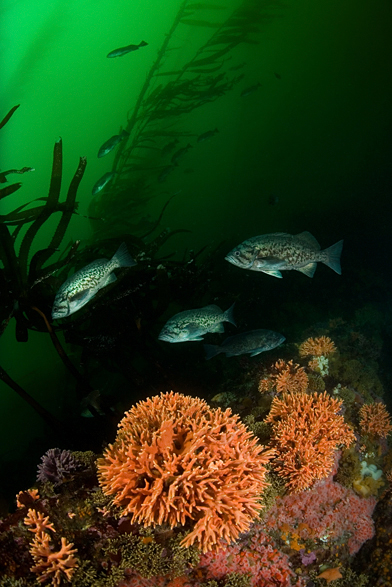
[359, 401, 392, 439]
[258, 360, 308, 395]
[37, 449, 85, 485]
[298, 336, 336, 358]
[97, 391, 274, 553]
[265, 391, 355, 492]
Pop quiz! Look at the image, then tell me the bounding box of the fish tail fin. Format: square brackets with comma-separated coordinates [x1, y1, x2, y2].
[204, 344, 220, 360]
[139, 40, 148, 46]
[112, 242, 136, 268]
[323, 239, 343, 274]
[223, 302, 236, 327]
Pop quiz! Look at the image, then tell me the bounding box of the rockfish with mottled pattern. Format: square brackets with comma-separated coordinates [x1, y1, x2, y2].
[225, 231, 343, 278]
[52, 243, 136, 319]
[204, 329, 285, 359]
[158, 303, 236, 343]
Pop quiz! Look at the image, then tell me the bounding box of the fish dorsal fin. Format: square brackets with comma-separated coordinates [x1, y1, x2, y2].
[295, 231, 320, 250]
[268, 232, 291, 237]
[203, 304, 221, 312]
[297, 262, 317, 277]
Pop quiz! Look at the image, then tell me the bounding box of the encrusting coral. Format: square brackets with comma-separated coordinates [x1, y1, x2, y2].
[265, 391, 356, 492]
[359, 402, 392, 439]
[97, 391, 275, 553]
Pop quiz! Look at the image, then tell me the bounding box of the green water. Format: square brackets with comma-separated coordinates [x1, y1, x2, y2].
[1, 0, 392, 494]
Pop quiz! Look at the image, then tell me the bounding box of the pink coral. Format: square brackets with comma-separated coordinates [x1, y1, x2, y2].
[265, 455, 376, 555]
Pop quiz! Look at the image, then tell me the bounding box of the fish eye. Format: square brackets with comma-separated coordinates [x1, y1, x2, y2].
[234, 251, 240, 256]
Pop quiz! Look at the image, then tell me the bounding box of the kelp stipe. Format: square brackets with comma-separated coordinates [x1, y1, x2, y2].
[0, 106, 93, 431]
[89, 0, 282, 237]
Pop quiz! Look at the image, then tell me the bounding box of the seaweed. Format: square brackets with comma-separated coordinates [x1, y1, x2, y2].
[89, 0, 282, 237]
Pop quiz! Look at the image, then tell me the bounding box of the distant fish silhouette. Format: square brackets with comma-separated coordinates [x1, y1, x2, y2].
[274, 72, 281, 79]
[107, 40, 148, 58]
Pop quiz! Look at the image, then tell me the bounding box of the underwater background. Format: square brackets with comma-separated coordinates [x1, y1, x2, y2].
[1, 0, 392, 584]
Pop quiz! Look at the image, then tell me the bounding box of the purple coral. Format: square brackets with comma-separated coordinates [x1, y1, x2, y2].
[37, 448, 82, 485]
[300, 549, 316, 566]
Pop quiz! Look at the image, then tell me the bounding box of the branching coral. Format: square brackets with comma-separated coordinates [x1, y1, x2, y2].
[298, 336, 336, 358]
[258, 360, 308, 394]
[359, 402, 392, 439]
[265, 392, 355, 492]
[97, 391, 274, 552]
[30, 533, 79, 585]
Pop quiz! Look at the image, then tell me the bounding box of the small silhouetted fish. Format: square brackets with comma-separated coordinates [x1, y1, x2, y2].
[225, 232, 343, 278]
[274, 72, 281, 79]
[158, 303, 236, 343]
[229, 61, 246, 71]
[241, 82, 261, 97]
[268, 194, 279, 206]
[204, 329, 285, 359]
[161, 139, 179, 158]
[52, 243, 136, 319]
[92, 172, 115, 195]
[107, 40, 148, 58]
[98, 130, 129, 158]
[197, 128, 219, 143]
[171, 143, 193, 166]
[158, 165, 175, 183]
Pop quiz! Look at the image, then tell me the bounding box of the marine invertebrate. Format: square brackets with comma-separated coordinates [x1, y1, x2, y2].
[258, 360, 308, 394]
[359, 402, 392, 439]
[30, 532, 78, 585]
[266, 456, 376, 556]
[97, 391, 274, 552]
[37, 448, 84, 485]
[298, 336, 336, 358]
[265, 392, 355, 492]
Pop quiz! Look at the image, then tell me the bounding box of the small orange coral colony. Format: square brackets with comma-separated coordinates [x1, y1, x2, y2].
[30, 534, 79, 585]
[265, 391, 355, 492]
[258, 359, 308, 394]
[359, 402, 392, 439]
[97, 391, 275, 553]
[298, 336, 336, 358]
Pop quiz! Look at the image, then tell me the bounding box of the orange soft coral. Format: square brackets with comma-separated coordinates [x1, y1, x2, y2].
[30, 533, 78, 585]
[298, 336, 336, 357]
[359, 402, 392, 439]
[258, 359, 308, 394]
[24, 509, 56, 535]
[97, 391, 274, 553]
[265, 391, 355, 492]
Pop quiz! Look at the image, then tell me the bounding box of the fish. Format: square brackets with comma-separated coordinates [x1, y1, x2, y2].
[171, 143, 192, 166]
[107, 40, 148, 58]
[158, 164, 175, 183]
[197, 128, 219, 143]
[160, 139, 179, 158]
[225, 232, 343, 278]
[92, 171, 115, 195]
[240, 82, 261, 97]
[158, 303, 236, 343]
[52, 242, 136, 319]
[97, 130, 129, 158]
[204, 329, 285, 359]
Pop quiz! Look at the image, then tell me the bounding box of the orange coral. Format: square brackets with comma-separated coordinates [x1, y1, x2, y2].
[97, 391, 275, 553]
[16, 488, 40, 508]
[24, 509, 56, 535]
[265, 391, 355, 492]
[359, 402, 392, 439]
[258, 359, 308, 394]
[298, 336, 336, 358]
[30, 532, 78, 585]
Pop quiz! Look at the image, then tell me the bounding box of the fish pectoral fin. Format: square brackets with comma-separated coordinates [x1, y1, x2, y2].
[250, 349, 263, 356]
[101, 273, 117, 287]
[297, 262, 317, 277]
[256, 256, 285, 266]
[261, 269, 283, 278]
[70, 289, 92, 302]
[209, 323, 225, 333]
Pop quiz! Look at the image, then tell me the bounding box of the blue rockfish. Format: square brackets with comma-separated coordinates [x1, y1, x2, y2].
[158, 303, 236, 343]
[204, 329, 285, 359]
[107, 41, 148, 58]
[225, 232, 343, 278]
[98, 130, 129, 158]
[52, 243, 136, 319]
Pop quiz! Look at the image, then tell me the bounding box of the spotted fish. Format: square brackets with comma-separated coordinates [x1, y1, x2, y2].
[204, 329, 285, 359]
[158, 303, 236, 343]
[52, 243, 136, 319]
[225, 232, 343, 278]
